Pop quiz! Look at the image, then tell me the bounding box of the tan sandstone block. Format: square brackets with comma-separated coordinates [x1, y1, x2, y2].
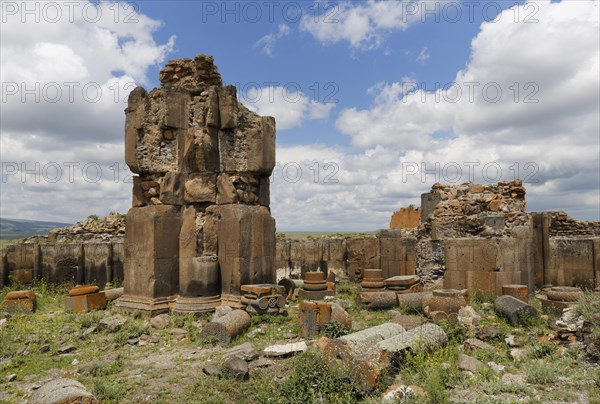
[160, 172, 185, 205]
[124, 87, 147, 173]
[219, 85, 238, 129]
[184, 174, 216, 203]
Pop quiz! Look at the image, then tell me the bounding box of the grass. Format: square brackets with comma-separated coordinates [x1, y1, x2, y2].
[0, 240, 17, 249]
[1, 280, 599, 403]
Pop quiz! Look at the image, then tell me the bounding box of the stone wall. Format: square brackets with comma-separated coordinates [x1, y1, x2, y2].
[389, 206, 420, 229]
[420, 180, 528, 239]
[275, 233, 415, 282]
[0, 242, 124, 288]
[546, 211, 600, 238]
[417, 181, 599, 291]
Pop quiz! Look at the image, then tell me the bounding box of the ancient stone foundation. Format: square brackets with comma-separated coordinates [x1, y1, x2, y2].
[116, 55, 276, 315]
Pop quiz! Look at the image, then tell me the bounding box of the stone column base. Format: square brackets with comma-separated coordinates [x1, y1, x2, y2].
[298, 289, 333, 301]
[173, 295, 220, 315]
[220, 294, 243, 309]
[114, 295, 175, 317]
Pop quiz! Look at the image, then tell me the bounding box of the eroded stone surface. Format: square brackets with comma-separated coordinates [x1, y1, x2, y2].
[119, 55, 277, 315]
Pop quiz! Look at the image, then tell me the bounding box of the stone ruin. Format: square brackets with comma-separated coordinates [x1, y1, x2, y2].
[1, 56, 598, 309]
[274, 179, 600, 295]
[115, 55, 276, 316]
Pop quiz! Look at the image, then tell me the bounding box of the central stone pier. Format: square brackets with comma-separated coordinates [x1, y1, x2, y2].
[117, 55, 276, 316]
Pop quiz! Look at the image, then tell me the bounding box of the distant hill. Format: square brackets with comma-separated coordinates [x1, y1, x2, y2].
[0, 218, 72, 240]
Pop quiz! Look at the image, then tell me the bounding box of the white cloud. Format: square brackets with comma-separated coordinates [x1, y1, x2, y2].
[0, 1, 175, 222]
[242, 86, 335, 130]
[300, 0, 421, 50]
[416, 46, 430, 64]
[254, 24, 291, 56]
[271, 0, 600, 229]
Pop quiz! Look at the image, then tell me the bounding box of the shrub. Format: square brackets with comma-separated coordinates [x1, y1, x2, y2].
[323, 320, 350, 339]
[525, 360, 558, 384]
[529, 341, 558, 359]
[280, 350, 359, 404]
[438, 320, 468, 344]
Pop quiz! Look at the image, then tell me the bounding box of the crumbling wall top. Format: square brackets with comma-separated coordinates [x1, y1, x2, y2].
[159, 54, 222, 89]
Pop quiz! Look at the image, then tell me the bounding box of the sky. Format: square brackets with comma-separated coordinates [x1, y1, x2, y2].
[0, 0, 599, 231]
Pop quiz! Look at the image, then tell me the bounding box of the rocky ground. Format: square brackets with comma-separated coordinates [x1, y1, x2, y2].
[1, 282, 599, 403]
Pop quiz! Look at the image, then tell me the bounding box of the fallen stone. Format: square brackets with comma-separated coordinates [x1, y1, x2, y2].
[477, 325, 502, 340]
[457, 306, 481, 329]
[38, 344, 50, 353]
[201, 310, 252, 344]
[103, 287, 124, 301]
[263, 341, 308, 357]
[247, 328, 264, 338]
[501, 373, 526, 385]
[127, 338, 139, 345]
[222, 357, 249, 380]
[0, 318, 6, 329]
[283, 332, 297, 339]
[171, 328, 187, 336]
[505, 334, 527, 347]
[510, 348, 527, 360]
[28, 379, 97, 404]
[58, 345, 76, 354]
[332, 299, 351, 310]
[324, 323, 406, 366]
[223, 342, 258, 362]
[382, 384, 421, 402]
[250, 357, 276, 370]
[99, 314, 127, 332]
[494, 295, 537, 325]
[458, 354, 484, 372]
[359, 291, 398, 310]
[150, 313, 170, 330]
[203, 364, 222, 377]
[463, 338, 495, 352]
[4, 374, 16, 382]
[389, 314, 424, 330]
[81, 326, 97, 338]
[16, 345, 29, 356]
[487, 361, 505, 372]
[213, 305, 233, 321]
[352, 323, 448, 392]
[396, 292, 432, 312]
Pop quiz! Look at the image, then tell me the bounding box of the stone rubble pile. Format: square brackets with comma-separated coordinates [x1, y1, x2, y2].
[22, 212, 126, 244]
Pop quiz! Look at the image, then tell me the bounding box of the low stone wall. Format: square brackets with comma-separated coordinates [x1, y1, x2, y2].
[1, 242, 124, 288]
[275, 233, 416, 282]
[547, 211, 600, 238]
[3, 215, 598, 293]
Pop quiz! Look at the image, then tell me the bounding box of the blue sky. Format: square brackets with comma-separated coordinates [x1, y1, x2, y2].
[140, 1, 488, 145]
[1, 1, 599, 231]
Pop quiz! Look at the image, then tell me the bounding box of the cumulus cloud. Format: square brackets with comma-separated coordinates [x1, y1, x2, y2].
[0, 1, 175, 221]
[300, 0, 421, 50]
[272, 0, 600, 229]
[254, 24, 291, 56]
[242, 86, 335, 130]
